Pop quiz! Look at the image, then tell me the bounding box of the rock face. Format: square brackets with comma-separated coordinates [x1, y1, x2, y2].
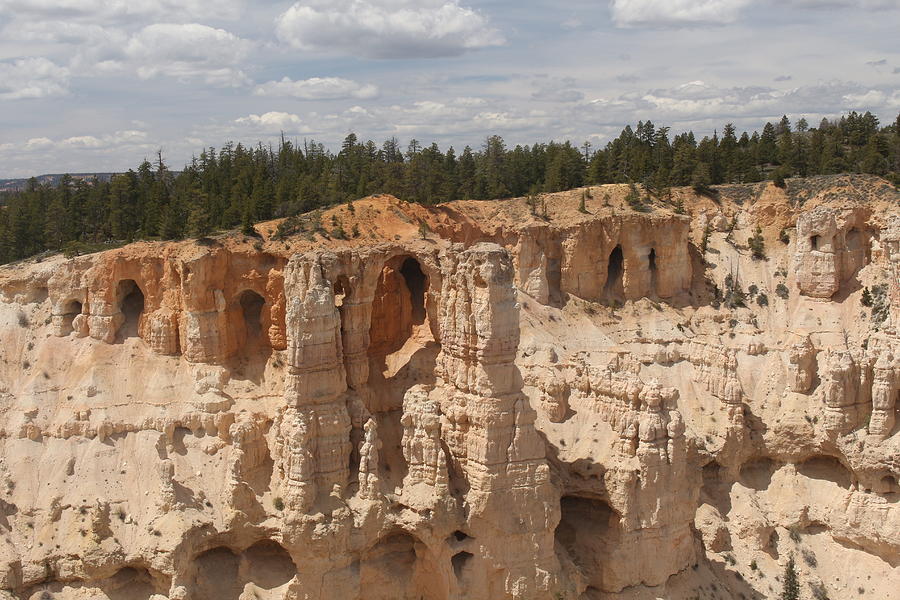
[0, 175, 897, 600]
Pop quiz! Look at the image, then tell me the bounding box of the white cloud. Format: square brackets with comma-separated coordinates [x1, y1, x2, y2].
[610, 0, 898, 28]
[0, 0, 243, 21]
[24, 137, 53, 149]
[123, 24, 252, 86]
[843, 89, 900, 109]
[531, 76, 584, 103]
[253, 76, 379, 100]
[787, 0, 898, 8]
[274, 0, 504, 59]
[0, 57, 70, 100]
[610, 0, 751, 28]
[6, 129, 148, 155]
[234, 112, 311, 134]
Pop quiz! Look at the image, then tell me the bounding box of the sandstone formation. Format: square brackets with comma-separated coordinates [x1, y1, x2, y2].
[0, 174, 896, 599]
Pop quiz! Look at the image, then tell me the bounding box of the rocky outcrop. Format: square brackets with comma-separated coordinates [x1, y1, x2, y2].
[794, 205, 873, 298]
[0, 176, 897, 600]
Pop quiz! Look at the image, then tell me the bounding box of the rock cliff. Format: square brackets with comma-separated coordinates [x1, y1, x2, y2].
[0, 174, 897, 599]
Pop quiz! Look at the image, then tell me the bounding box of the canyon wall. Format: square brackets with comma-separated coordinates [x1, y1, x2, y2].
[0, 175, 896, 599]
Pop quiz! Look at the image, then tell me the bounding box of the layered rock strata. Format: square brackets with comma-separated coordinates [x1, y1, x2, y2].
[0, 174, 896, 600]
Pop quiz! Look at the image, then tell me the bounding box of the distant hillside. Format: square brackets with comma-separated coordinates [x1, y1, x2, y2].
[0, 173, 118, 193]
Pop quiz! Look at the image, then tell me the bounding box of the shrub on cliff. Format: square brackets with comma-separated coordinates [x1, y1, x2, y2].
[748, 226, 766, 260]
[781, 555, 800, 600]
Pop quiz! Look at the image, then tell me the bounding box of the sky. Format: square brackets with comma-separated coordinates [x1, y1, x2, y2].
[0, 0, 898, 178]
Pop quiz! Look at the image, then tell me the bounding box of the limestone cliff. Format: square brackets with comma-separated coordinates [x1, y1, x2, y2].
[0, 174, 896, 600]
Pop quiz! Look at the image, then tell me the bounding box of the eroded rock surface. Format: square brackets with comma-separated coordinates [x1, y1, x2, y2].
[0, 174, 897, 599]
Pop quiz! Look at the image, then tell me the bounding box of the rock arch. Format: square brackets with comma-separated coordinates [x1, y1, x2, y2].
[363, 254, 439, 491]
[368, 254, 432, 360]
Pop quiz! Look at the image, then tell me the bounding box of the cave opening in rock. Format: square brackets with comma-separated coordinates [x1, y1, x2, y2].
[451, 530, 470, 542]
[739, 457, 777, 491]
[193, 546, 241, 600]
[191, 541, 296, 600]
[360, 531, 444, 600]
[239, 289, 265, 343]
[797, 455, 853, 489]
[334, 275, 353, 375]
[810, 234, 820, 250]
[242, 540, 297, 591]
[400, 257, 427, 325]
[116, 279, 144, 340]
[555, 495, 619, 591]
[648, 247, 658, 296]
[104, 565, 164, 600]
[846, 228, 863, 251]
[334, 276, 349, 309]
[604, 245, 625, 302]
[368, 255, 432, 362]
[61, 299, 82, 335]
[451, 551, 473, 580]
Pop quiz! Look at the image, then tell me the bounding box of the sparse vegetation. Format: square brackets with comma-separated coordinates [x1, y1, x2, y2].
[776, 283, 790, 300]
[701, 224, 712, 254]
[781, 555, 800, 600]
[861, 287, 873, 307]
[801, 549, 817, 567]
[868, 284, 889, 325]
[748, 226, 766, 259]
[809, 581, 830, 600]
[274, 497, 284, 511]
[722, 273, 747, 309]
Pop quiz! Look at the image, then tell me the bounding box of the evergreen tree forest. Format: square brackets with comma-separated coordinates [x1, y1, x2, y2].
[1, 111, 898, 264]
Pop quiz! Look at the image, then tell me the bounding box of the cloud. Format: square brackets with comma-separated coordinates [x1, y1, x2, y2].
[531, 77, 584, 103]
[7, 129, 148, 154]
[610, 0, 751, 28]
[253, 76, 379, 100]
[610, 0, 897, 28]
[843, 89, 900, 109]
[786, 0, 898, 8]
[234, 112, 311, 134]
[866, 58, 888, 66]
[775, 75, 793, 81]
[0, 57, 70, 100]
[123, 24, 252, 86]
[0, 0, 243, 21]
[577, 80, 900, 130]
[274, 0, 504, 59]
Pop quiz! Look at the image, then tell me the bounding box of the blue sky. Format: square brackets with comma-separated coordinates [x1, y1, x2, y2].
[1, 0, 898, 177]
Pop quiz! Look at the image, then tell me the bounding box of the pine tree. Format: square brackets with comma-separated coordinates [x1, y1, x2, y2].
[781, 555, 800, 600]
[691, 163, 712, 195]
[44, 194, 67, 250]
[748, 226, 766, 260]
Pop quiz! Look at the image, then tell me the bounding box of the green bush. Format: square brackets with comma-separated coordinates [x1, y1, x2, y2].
[748, 226, 766, 260]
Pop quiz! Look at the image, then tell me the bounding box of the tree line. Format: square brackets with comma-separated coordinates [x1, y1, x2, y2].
[0, 111, 897, 264]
